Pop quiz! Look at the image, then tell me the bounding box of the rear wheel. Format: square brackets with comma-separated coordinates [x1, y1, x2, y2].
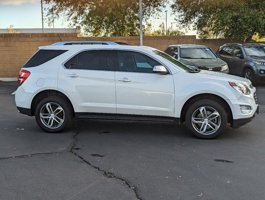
[185, 99, 227, 139]
[35, 96, 73, 133]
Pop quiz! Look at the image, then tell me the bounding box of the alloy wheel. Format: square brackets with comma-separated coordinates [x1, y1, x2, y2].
[191, 106, 221, 136]
[39, 102, 65, 129]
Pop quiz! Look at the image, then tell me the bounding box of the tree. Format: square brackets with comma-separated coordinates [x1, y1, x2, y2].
[144, 23, 184, 36]
[44, 0, 167, 36]
[172, 0, 265, 41]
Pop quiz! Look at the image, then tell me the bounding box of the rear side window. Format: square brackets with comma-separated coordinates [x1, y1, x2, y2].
[64, 50, 115, 71]
[219, 46, 234, 56]
[24, 50, 67, 68]
[165, 47, 177, 56]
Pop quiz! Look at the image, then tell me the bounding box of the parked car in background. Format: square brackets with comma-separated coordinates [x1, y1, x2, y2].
[165, 44, 229, 73]
[217, 43, 265, 84]
[15, 44, 258, 139]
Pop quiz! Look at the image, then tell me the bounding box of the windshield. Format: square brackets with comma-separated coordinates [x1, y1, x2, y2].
[244, 46, 265, 57]
[180, 48, 217, 59]
[153, 50, 200, 73]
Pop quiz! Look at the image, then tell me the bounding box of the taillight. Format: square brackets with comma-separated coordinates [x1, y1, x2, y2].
[18, 70, 31, 85]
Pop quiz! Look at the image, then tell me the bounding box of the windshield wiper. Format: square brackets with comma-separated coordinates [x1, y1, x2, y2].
[196, 57, 215, 59]
[181, 56, 195, 59]
[250, 55, 265, 58]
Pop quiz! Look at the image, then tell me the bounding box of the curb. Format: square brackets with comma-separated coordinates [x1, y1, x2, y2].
[0, 78, 17, 82]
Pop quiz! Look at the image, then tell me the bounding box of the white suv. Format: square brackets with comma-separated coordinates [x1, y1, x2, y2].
[15, 44, 259, 139]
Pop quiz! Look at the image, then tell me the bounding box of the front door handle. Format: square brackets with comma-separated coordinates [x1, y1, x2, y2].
[118, 77, 131, 83]
[67, 73, 79, 78]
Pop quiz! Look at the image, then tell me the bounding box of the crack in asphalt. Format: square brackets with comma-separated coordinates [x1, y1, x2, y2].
[0, 151, 63, 161]
[70, 125, 144, 200]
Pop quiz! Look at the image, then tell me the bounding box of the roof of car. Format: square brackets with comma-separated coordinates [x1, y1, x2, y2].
[40, 44, 157, 53]
[168, 44, 208, 48]
[222, 43, 264, 47]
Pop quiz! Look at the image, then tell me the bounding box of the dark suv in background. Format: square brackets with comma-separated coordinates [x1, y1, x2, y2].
[217, 43, 265, 84]
[165, 44, 229, 73]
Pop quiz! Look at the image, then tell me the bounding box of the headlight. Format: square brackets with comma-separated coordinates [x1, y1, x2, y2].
[221, 64, 228, 72]
[254, 61, 265, 65]
[229, 82, 251, 95]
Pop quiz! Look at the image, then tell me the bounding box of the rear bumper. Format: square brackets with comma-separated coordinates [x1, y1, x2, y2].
[17, 107, 33, 116]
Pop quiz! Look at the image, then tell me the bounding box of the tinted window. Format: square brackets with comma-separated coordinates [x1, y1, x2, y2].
[117, 51, 160, 73]
[219, 46, 234, 56]
[24, 50, 67, 68]
[65, 50, 115, 71]
[232, 47, 243, 57]
[165, 47, 177, 55]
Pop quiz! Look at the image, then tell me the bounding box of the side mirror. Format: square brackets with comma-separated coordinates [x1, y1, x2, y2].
[153, 65, 168, 75]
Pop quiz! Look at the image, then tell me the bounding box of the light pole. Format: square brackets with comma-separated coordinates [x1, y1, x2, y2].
[139, 0, 143, 46]
[165, 10, 168, 35]
[41, 0, 44, 32]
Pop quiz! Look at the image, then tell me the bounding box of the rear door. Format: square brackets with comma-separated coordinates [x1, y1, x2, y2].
[115, 50, 175, 117]
[58, 50, 116, 114]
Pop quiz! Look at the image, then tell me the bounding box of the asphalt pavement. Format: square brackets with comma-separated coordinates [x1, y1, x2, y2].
[1, 81, 265, 200]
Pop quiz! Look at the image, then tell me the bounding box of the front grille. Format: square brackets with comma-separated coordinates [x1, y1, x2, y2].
[254, 92, 258, 104]
[197, 66, 221, 71]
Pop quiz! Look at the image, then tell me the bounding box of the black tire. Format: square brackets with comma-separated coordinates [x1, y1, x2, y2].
[35, 96, 73, 133]
[185, 99, 227, 139]
[243, 68, 256, 85]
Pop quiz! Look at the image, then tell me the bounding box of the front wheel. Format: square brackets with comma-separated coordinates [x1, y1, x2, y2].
[35, 96, 73, 133]
[243, 68, 256, 84]
[185, 99, 227, 139]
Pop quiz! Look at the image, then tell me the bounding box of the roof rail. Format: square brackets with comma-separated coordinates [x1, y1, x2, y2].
[51, 41, 120, 46]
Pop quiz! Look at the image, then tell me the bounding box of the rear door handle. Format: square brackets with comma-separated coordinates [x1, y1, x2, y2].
[67, 73, 79, 78]
[118, 77, 131, 83]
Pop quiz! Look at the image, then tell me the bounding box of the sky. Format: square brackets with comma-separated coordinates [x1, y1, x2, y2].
[0, 0, 195, 34]
[0, 0, 67, 29]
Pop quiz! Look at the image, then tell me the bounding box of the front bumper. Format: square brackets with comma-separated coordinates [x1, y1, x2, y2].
[17, 107, 33, 116]
[232, 106, 258, 128]
[231, 101, 259, 128]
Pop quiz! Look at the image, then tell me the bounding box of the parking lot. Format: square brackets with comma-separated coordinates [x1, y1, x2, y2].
[0, 81, 265, 200]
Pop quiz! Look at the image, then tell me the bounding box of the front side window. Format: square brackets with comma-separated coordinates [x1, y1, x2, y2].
[117, 51, 161, 73]
[232, 47, 243, 57]
[180, 48, 217, 59]
[65, 50, 115, 71]
[24, 50, 67, 68]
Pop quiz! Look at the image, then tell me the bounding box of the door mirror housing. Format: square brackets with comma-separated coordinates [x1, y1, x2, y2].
[153, 65, 169, 75]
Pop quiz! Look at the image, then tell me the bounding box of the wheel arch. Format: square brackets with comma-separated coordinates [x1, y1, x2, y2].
[242, 64, 256, 76]
[31, 90, 75, 116]
[180, 93, 233, 124]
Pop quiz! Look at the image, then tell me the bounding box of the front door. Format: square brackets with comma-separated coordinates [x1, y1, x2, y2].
[115, 50, 175, 117]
